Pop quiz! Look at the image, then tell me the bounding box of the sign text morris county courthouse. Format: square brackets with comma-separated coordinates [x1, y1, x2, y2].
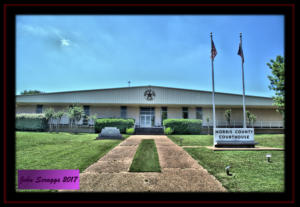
[214, 128, 254, 142]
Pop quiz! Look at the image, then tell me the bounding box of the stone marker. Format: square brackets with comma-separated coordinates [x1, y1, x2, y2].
[96, 127, 123, 140]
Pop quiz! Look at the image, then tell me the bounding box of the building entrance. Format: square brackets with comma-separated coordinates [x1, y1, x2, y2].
[140, 107, 155, 128]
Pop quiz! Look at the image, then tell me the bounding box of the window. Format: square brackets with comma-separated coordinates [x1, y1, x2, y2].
[83, 105, 90, 125]
[83, 105, 90, 116]
[121, 106, 127, 118]
[196, 107, 203, 119]
[182, 107, 188, 119]
[161, 107, 168, 123]
[36, 105, 43, 113]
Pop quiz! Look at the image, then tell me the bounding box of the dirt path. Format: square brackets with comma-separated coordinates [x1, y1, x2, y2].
[74, 135, 227, 192]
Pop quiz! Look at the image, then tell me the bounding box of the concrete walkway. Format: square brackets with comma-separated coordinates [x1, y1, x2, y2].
[76, 135, 226, 192]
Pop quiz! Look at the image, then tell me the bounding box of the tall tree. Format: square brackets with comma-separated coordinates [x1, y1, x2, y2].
[267, 55, 285, 117]
[20, 90, 43, 95]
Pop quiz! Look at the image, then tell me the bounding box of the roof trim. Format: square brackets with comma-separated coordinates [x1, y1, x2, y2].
[16, 85, 273, 99]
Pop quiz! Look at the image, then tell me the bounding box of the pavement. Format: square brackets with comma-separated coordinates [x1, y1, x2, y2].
[64, 135, 227, 192]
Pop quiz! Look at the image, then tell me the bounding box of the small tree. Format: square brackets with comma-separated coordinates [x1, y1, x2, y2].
[224, 109, 232, 127]
[89, 113, 98, 126]
[206, 116, 210, 135]
[52, 112, 59, 132]
[44, 108, 55, 132]
[67, 107, 74, 129]
[67, 104, 84, 133]
[246, 110, 257, 127]
[54, 110, 65, 132]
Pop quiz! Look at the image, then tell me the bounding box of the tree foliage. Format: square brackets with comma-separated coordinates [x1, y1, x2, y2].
[44, 108, 55, 121]
[246, 110, 257, 127]
[267, 55, 285, 117]
[224, 109, 232, 126]
[20, 90, 43, 95]
[67, 104, 84, 128]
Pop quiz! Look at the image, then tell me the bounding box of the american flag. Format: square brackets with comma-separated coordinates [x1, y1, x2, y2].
[238, 42, 244, 63]
[211, 39, 217, 60]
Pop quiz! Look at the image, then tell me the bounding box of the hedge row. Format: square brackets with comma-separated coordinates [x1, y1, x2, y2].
[163, 119, 202, 134]
[16, 113, 48, 131]
[95, 118, 135, 133]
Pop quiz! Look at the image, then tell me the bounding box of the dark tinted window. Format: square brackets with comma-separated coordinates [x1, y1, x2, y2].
[36, 105, 43, 113]
[196, 107, 203, 119]
[182, 107, 188, 119]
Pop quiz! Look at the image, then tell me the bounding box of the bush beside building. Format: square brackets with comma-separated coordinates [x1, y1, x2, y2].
[16, 113, 48, 131]
[95, 118, 135, 133]
[163, 119, 202, 134]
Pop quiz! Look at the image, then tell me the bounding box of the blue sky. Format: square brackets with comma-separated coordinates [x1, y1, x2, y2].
[16, 15, 284, 97]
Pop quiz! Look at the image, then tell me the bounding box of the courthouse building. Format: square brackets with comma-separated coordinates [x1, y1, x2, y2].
[15, 85, 284, 129]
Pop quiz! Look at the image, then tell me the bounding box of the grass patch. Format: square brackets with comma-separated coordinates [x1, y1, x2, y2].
[184, 147, 284, 192]
[16, 131, 123, 192]
[129, 139, 161, 172]
[255, 134, 284, 148]
[168, 134, 284, 148]
[168, 135, 213, 146]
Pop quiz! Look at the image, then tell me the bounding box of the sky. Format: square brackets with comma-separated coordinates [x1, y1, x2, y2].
[16, 15, 284, 97]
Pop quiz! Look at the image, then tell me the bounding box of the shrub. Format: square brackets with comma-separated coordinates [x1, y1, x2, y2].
[163, 119, 202, 134]
[95, 118, 135, 133]
[164, 127, 173, 135]
[126, 128, 135, 135]
[16, 113, 48, 131]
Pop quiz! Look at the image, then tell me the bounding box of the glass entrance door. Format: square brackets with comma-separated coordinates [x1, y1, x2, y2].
[140, 115, 152, 127]
[140, 107, 155, 128]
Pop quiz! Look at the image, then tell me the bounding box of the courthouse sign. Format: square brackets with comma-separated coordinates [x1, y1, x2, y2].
[214, 128, 255, 147]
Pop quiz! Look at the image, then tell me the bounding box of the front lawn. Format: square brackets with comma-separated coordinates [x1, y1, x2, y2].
[168, 134, 284, 148]
[167, 134, 285, 192]
[168, 135, 213, 146]
[255, 134, 284, 148]
[129, 139, 161, 172]
[185, 147, 284, 192]
[16, 132, 128, 191]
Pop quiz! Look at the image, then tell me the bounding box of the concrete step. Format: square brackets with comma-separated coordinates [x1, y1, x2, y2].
[135, 127, 164, 135]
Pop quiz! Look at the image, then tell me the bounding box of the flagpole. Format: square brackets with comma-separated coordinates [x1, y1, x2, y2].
[240, 33, 247, 128]
[210, 32, 216, 144]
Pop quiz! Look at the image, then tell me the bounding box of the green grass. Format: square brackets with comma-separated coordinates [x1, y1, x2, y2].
[168, 135, 213, 146]
[16, 131, 126, 192]
[168, 134, 284, 148]
[184, 147, 284, 192]
[129, 139, 161, 172]
[255, 134, 284, 148]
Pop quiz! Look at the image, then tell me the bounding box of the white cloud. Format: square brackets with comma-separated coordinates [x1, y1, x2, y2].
[18, 23, 76, 47]
[61, 39, 70, 46]
[20, 24, 49, 36]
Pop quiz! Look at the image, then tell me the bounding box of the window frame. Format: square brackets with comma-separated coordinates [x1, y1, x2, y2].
[36, 105, 43, 114]
[196, 107, 203, 120]
[120, 106, 127, 119]
[182, 107, 189, 119]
